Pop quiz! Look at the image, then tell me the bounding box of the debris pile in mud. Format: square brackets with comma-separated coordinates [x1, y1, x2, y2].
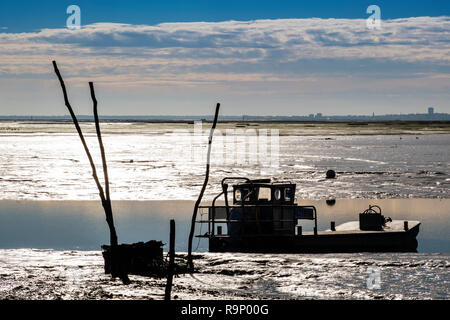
[102, 241, 190, 277]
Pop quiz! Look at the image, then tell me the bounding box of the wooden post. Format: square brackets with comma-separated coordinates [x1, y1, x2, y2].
[52, 62, 107, 206]
[165, 219, 176, 300]
[90, 82, 118, 248]
[53, 61, 129, 284]
[187, 103, 220, 271]
[90, 81, 129, 284]
[314, 209, 318, 235]
[331, 221, 336, 231]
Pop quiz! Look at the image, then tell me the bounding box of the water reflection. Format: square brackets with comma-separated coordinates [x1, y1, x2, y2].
[0, 199, 448, 253]
[0, 126, 448, 200]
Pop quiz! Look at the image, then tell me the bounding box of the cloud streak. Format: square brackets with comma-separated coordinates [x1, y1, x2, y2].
[1, 17, 449, 78]
[0, 17, 449, 115]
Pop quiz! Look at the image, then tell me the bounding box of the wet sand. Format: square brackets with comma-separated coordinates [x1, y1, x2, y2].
[0, 250, 448, 300]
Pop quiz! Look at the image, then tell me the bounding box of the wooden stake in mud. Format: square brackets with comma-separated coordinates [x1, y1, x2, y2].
[187, 103, 220, 271]
[53, 61, 129, 284]
[165, 219, 176, 300]
[89, 82, 118, 248]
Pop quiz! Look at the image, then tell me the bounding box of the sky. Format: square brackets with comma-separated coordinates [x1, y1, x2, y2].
[0, 0, 449, 116]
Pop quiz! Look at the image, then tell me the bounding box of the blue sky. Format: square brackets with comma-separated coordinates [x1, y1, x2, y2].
[0, 1, 449, 116]
[1, 0, 450, 32]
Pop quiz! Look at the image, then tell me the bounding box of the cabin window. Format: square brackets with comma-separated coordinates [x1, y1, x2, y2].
[235, 189, 242, 201]
[284, 188, 293, 202]
[258, 187, 271, 201]
[274, 188, 281, 201]
[244, 189, 251, 202]
[235, 188, 251, 202]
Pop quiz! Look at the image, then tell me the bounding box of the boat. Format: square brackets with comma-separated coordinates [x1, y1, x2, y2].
[196, 177, 420, 253]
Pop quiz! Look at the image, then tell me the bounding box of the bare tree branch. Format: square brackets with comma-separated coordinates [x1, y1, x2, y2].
[52, 61, 107, 204]
[90, 81, 111, 202]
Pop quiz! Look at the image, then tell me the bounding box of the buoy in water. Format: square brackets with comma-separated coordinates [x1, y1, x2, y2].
[326, 169, 336, 179]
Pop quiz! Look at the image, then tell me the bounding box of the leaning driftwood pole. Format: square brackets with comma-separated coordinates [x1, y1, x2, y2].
[90, 82, 117, 247]
[53, 61, 129, 284]
[165, 219, 176, 300]
[89, 82, 129, 283]
[187, 103, 220, 270]
[52, 62, 108, 206]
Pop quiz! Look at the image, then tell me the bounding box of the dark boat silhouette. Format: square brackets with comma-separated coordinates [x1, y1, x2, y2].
[196, 177, 420, 253]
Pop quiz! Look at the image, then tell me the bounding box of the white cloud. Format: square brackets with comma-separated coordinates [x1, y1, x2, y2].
[0, 17, 449, 80]
[0, 17, 449, 115]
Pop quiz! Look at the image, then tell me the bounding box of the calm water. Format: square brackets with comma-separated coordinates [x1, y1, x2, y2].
[0, 200, 448, 252]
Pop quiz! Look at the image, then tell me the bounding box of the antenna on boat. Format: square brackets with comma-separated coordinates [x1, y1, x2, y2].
[187, 103, 221, 271]
[52, 61, 129, 284]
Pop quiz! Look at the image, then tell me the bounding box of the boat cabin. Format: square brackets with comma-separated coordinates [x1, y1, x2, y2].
[197, 177, 317, 242]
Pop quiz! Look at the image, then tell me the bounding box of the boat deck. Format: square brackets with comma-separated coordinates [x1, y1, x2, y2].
[198, 220, 421, 238]
[332, 220, 420, 232]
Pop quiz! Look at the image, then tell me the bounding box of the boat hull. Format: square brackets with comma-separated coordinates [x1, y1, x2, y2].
[209, 223, 420, 253]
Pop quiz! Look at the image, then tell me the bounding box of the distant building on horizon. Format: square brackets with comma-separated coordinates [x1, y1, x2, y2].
[1, 107, 449, 122]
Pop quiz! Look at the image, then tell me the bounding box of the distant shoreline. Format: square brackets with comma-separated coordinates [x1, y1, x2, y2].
[1, 120, 449, 135]
[0, 118, 449, 125]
